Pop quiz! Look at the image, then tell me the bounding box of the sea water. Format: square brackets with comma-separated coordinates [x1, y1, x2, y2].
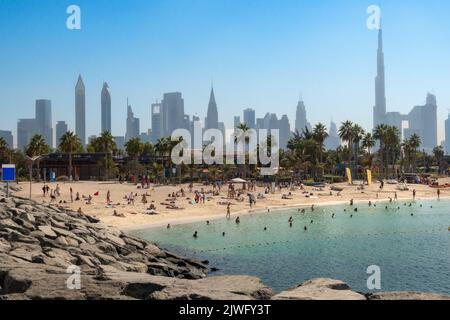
[132, 200, 450, 294]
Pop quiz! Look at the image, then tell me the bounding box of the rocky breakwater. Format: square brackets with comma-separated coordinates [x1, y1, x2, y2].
[0, 184, 222, 299]
[1, 184, 449, 300]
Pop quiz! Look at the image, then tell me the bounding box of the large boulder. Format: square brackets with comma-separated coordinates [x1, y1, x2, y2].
[103, 271, 274, 300]
[272, 278, 366, 300]
[367, 292, 450, 300]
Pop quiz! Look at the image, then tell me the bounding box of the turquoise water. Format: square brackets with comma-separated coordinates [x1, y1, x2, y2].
[132, 200, 450, 294]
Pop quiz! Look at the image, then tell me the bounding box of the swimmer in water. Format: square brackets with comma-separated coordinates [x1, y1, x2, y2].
[304, 226, 308, 231]
[235, 217, 240, 224]
[264, 227, 267, 231]
[332, 213, 335, 218]
[369, 201, 372, 207]
[193, 231, 198, 238]
[350, 199, 354, 206]
[222, 232, 225, 237]
[288, 216, 293, 223]
[354, 208, 358, 212]
[310, 220, 314, 224]
[350, 214, 353, 218]
[167, 224, 171, 229]
[206, 220, 210, 225]
[289, 221, 293, 228]
[311, 205, 315, 211]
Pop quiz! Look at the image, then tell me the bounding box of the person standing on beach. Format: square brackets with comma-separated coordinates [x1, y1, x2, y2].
[226, 203, 231, 219]
[70, 187, 73, 203]
[107, 190, 111, 204]
[413, 189, 416, 200]
[437, 189, 441, 200]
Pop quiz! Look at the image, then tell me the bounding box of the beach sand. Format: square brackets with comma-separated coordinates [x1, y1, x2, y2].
[13, 179, 449, 231]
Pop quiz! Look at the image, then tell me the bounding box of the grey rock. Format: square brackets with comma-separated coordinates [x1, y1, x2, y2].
[367, 291, 450, 300]
[271, 278, 367, 300]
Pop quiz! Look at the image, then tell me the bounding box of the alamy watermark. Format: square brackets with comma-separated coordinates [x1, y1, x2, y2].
[66, 265, 81, 290]
[366, 5, 381, 30]
[366, 265, 381, 290]
[170, 127, 279, 176]
[66, 5, 81, 30]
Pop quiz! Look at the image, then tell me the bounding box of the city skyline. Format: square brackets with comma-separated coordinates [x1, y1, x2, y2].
[1, 0, 450, 148]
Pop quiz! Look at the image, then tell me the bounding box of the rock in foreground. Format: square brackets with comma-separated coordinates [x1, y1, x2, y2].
[272, 278, 366, 300]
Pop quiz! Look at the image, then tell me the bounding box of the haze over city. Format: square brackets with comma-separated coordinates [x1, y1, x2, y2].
[1, 0, 450, 147]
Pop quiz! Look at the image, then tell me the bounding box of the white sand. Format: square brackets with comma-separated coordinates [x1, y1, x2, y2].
[13, 180, 448, 231]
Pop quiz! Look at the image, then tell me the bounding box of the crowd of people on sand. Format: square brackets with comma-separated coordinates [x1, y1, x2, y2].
[35, 176, 445, 228]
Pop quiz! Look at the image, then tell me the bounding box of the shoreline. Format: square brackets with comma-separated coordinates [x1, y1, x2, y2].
[124, 195, 449, 231]
[12, 180, 449, 232]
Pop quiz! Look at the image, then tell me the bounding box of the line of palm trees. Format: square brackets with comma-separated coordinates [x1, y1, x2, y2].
[1, 119, 446, 182]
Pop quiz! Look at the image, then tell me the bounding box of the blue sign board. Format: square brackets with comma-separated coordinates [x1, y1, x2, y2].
[1, 164, 16, 182]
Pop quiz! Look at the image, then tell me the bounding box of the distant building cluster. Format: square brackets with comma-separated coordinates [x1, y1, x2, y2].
[3, 26, 450, 155]
[372, 28, 440, 154]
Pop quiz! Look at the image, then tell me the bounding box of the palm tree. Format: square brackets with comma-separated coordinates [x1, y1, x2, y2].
[409, 134, 421, 172]
[339, 121, 354, 167]
[313, 123, 328, 163]
[373, 124, 389, 178]
[59, 131, 82, 180]
[125, 137, 143, 159]
[234, 123, 251, 178]
[433, 145, 444, 174]
[96, 131, 117, 179]
[362, 133, 376, 155]
[0, 137, 12, 164]
[25, 134, 50, 181]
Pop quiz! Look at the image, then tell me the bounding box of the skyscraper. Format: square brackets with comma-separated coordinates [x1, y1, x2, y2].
[445, 113, 450, 155]
[75, 75, 86, 146]
[151, 102, 162, 143]
[17, 118, 36, 150]
[125, 100, 140, 142]
[205, 86, 218, 130]
[55, 121, 68, 147]
[325, 120, 341, 150]
[101, 82, 112, 133]
[278, 115, 291, 149]
[0, 130, 13, 148]
[243, 108, 256, 129]
[373, 27, 387, 128]
[403, 93, 437, 154]
[35, 99, 53, 147]
[161, 92, 185, 137]
[295, 99, 311, 133]
[234, 116, 241, 128]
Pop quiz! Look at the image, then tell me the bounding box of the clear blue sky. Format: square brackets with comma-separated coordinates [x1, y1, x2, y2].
[1, 0, 450, 145]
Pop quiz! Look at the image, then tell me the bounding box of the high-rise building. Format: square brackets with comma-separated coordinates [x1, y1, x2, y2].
[205, 86, 218, 130]
[17, 118, 36, 150]
[278, 115, 291, 149]
[325, 120, 341, 150]
[151, 102, 162, 142]
[55, 121, 68, 147]
[243, 108, 256, 129]
[161, 92, 185, 137]
[373, 27, 387, 128]
[114, 136, 125, 150]
[35, 99, 53, 147]
[404, 93, 438, 154]
[295, 100, 311, 133]
[125, 101, 140, 142]
[445, 114, 450, 155]
[0, 130, 13, 148]
[234, 116, 241, 128]
[75, 75, 86, 146]
[101, 82, 112, 133]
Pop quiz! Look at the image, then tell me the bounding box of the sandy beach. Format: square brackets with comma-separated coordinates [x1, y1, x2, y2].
[13, 179, 449, 231]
